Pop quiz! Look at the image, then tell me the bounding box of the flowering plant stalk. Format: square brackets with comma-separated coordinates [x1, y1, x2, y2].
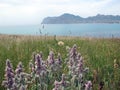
[2, 45, 92, 90]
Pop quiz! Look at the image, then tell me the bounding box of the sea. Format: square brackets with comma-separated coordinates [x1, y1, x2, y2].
[0, 24, 120, 38]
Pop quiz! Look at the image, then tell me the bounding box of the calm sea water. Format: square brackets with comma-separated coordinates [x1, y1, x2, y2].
[0, 24, 120, 38]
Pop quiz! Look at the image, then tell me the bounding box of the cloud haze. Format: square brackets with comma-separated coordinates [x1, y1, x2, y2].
[0, 0, 120, 25]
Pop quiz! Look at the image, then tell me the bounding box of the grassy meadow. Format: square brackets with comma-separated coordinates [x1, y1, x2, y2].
[0, 34, 120, 90]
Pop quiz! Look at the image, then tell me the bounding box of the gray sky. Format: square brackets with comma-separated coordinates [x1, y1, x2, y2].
[0, 0, 120, 26]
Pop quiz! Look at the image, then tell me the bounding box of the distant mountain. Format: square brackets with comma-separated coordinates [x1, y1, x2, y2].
[42, 13, 120, 24]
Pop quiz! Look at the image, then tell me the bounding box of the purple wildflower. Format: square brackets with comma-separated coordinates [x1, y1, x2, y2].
[53, 80, 61, 90]
[77, 62, 83, 74]
[77, 53, 81, 60]
[35, 54, 42, 75]
[56, 53, 62, 65]
[60, 74, 66, 87]
[47, 51, 55, 65]
[34, 54, 47, 76]
[85, 81, 92, 90]
[70, 44, 77, 59]
[15, 62, 23, 75]
[53, 74, 70, 90]
[6, 59, 13, 68]
[2, 59, 14, 89]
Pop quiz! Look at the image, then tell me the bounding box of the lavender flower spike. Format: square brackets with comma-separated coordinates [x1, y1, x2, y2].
[6, 59, 13, 68]
[2, 59, 15, 90]
[15, 62, 23, 75]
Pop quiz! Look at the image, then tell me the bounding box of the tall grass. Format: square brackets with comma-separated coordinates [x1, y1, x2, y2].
[0, 34, 120, 90]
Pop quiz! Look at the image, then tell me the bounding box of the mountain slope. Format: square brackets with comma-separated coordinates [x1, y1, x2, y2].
[42, 13, 120, 24]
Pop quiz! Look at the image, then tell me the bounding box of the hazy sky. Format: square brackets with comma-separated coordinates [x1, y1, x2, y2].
[0, 0, 120, 26]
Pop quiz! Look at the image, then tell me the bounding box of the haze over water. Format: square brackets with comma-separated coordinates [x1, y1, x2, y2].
[0, 24, 120, 38]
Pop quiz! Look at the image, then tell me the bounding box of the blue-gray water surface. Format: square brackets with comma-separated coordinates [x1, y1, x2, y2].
[0, 24, 120, 38]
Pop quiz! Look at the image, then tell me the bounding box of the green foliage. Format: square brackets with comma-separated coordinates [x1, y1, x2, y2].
[0, 35, 120, 90]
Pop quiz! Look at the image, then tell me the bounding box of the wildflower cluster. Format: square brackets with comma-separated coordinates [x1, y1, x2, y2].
[67, 44, 92, 90]
[29, 53, 48, 90]
[47, 51, 62, 73]
[52, 44, 92, 90]
[2, 60, 29, 90]
[2, 45, 92, 90]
